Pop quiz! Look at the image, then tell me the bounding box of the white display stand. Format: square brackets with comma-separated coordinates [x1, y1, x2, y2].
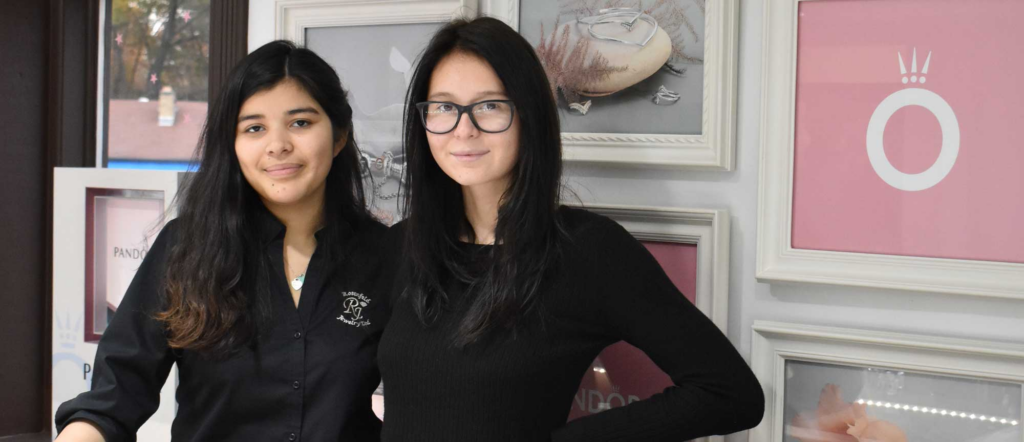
[52, 168, 181, 440]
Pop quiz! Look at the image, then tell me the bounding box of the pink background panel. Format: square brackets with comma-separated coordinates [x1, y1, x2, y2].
[642, 241, 698, 304]
[791, 0, 1024, 264]
[568, 242, 698, 421]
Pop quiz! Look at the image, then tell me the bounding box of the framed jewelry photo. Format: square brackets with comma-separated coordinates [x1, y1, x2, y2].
[749, 321, 1024, 442]
[756, 0, 1024, 299]
[275, 0, 478, 225]
[482, 0, 739, 170]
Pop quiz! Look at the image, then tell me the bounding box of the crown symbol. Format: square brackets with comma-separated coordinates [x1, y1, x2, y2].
[898, 48, 932, 85]
[56, 311, 82, 349]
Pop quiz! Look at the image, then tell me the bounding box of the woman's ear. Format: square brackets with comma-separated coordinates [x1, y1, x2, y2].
[333, 128, 349, 158]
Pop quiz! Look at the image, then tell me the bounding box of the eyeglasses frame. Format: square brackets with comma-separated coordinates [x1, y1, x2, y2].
[414, 100, 517, 134]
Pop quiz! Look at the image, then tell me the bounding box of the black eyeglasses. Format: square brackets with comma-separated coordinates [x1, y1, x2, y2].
[415, 100, 516, 134]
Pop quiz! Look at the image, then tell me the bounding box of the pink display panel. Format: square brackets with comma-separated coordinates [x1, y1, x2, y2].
[84, 188, 165, 342]
[791, 0, 1024, 264]
[567, 241, 698, 422]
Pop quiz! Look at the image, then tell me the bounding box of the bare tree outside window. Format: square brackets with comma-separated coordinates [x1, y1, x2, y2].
[105, 0, 210, 170]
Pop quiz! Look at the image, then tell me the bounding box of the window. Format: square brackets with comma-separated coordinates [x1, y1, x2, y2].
[101, 0, 210, 171]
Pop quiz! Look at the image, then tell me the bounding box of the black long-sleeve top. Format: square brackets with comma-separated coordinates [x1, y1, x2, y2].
[378, 207, 764, 442]
[55, 210, 388, 442]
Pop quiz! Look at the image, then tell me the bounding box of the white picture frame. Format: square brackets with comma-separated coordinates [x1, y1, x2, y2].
[52, 168, 182, 440]
[276, 0, 478, 45]
[274, 0, 478, 225]
[755, 0, 1024, 300]
[583, 204, 730, 332]
[584, 204, 729, 442]
[748, 321, 1024, 442]
[484, 0, 739, 171]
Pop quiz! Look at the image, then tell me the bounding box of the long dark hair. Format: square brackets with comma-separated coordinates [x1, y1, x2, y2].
[156, 40, 372, 355]
[402, 17, 565, 347]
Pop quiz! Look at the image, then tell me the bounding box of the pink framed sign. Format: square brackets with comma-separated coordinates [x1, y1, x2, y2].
[84, 188, 165, 342]
[568, 241, 697, 420]
[571, 205, 729, 442]
[758, 0, 1024, 298]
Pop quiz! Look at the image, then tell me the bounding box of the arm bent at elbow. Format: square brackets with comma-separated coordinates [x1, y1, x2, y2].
[55, 420, 106, 442]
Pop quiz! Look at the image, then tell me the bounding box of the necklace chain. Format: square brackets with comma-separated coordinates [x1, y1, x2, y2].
[284, 253, 308, 292]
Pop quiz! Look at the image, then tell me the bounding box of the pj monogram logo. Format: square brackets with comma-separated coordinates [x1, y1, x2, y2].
[337, 292, 371, 328]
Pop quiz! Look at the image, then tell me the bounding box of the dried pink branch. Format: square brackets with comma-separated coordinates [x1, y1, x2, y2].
[535, 18, 626, 104]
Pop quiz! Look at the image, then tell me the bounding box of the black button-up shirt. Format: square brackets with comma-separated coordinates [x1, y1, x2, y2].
[56, 210, 388, 442]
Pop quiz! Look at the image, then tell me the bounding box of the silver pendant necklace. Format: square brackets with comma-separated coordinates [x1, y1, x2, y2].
[285, 253, 307, 292]
[290, 273, 306, 291]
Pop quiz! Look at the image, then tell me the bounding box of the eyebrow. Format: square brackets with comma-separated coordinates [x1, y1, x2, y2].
[426, 91, 507, 101]
[237, 107, 321, 123]
[287, 107, 320, 116]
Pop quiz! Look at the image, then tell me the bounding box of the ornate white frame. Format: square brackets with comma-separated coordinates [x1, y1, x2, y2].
[482, 0, 740, 170]
[583, 204, 730, 332]
[748, 321, 1024, 442]
[756, 0, 1024, 299]
[275, 0, 478, 45]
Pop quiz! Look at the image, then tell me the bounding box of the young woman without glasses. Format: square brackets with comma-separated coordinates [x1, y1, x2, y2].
[55, 41, 387, 442]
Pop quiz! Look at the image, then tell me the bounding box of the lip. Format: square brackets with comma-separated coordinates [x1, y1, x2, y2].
[451, 150, 489, 162]
[264, 163, 303, 177]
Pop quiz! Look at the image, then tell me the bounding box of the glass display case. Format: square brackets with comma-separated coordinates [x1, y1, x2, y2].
[784, 361, 1021, 442]
[751, 322, 1024, 442]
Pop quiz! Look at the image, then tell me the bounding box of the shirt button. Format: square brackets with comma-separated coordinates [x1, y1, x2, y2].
[293, 331, 302, 339]
[288, 433, 296, 441]
[293, 381, 300, 389]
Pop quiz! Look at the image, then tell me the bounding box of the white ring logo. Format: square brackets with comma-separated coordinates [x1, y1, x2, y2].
[866, 49, 960, 192]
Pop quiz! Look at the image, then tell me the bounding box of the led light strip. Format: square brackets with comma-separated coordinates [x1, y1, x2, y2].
[856, 399, 1019, 426]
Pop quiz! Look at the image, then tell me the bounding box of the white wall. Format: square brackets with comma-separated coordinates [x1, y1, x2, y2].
[249, 1, 1024, 439]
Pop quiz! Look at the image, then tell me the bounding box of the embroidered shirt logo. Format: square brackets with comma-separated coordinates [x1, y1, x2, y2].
[337, 292, 371, 328]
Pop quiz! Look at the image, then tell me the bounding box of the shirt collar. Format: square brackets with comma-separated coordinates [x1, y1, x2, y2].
[254, 204, 355, 246]
[255, 205, 286, 245]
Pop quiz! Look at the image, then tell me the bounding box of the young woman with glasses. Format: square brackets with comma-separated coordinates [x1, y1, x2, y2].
[378, 17, 764, 442]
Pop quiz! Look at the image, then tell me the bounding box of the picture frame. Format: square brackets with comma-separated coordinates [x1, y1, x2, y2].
[52, 168, 181, 440]
[756, 0, 1024, 299]
[583, 204, 730, 330]
[84, 188, 166, 342]
[275, 0, 478, 225]
[749, 321, 1024, 442]
[483, 0, 739, 170]
[570, 204, 730, 442]
[276, 0, 477, 46]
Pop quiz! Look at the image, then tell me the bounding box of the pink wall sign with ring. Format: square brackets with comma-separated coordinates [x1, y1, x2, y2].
[790, 0, 1024, 264]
